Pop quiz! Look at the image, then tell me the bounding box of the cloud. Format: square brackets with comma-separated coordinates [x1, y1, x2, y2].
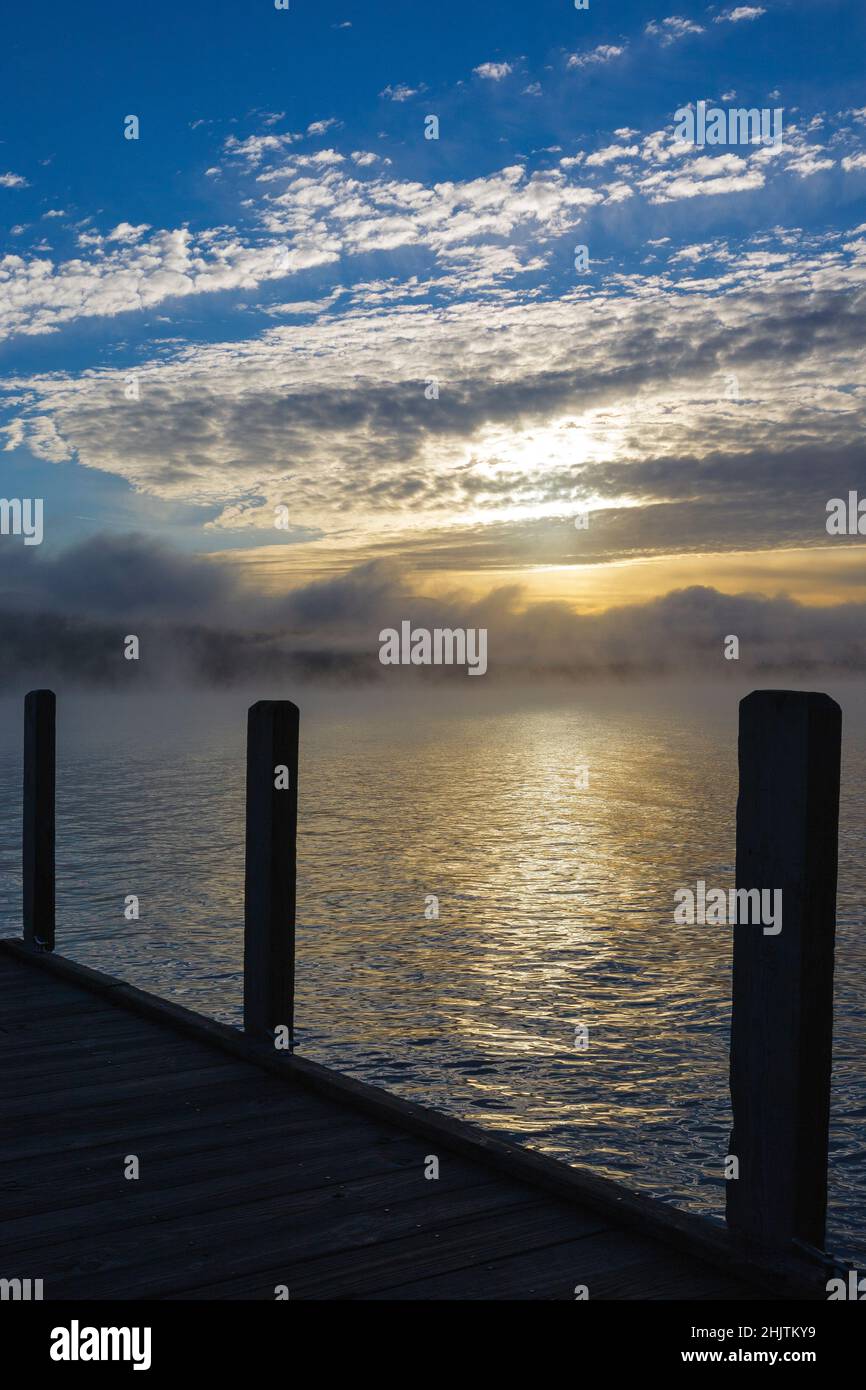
[0, 173, 28, 189]
[379, 83, 419, 102]
[644, 17, 705, 45]
[714, 6, 766, 22]
[567, 45, 625, 69]
[630, 115, 841, 203]
[0, 225, 341, 338]
[252, 154, 601, 264]
[6, 226, 865, 579]
[307, 118, 342, 136]
[641, 162, 765, 202]
[106, 222, 151, 243]
[0, 532, 234, 619]
[261, 291, 342, 317]
[586, 144, 639, 166]
[473, 62, 513, 81]
[224, 132, 301, 165]
[3, 537, 866, 686]
[0, 102, 858, 341]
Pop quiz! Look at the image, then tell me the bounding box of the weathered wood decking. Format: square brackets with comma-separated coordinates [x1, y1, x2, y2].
[0, 940, 827, 1301]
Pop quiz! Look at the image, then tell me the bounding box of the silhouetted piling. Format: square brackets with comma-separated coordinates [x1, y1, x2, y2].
[243, 700, 299, 1042]
[727, 689, 841, 1251]
[23, 689, 55, 952]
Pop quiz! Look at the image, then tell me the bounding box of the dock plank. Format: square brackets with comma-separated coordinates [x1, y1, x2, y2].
[27, 1184, 548, 1300]
[0, 1076, 333, 1162]
[0, 1146, 499, 1257]
[367, 1226, 772, 1301]
[0, 1124, 458, 1224]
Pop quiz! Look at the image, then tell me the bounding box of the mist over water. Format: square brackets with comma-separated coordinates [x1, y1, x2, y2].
[1, 679, 864, 1263]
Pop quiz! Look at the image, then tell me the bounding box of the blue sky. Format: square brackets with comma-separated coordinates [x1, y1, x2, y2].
[1, 0, 866, 681]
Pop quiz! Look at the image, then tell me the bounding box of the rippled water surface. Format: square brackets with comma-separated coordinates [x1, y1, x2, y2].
[1, 680, 864, 1262]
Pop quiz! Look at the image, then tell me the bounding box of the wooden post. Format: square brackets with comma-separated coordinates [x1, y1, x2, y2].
[243, 700, 299, 1042]
[23, 689, 56, 952]
[726, 689, 841, 1251]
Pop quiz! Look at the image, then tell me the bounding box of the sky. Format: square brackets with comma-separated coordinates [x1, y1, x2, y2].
[1, 0, 866, 683]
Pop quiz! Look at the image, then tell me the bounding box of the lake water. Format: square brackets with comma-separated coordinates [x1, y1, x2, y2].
[1, 678, 864, 1264]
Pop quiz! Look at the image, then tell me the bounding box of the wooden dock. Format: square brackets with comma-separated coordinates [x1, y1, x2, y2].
[0, 690, 850, 1300]
[0, 942, 821, 1300]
